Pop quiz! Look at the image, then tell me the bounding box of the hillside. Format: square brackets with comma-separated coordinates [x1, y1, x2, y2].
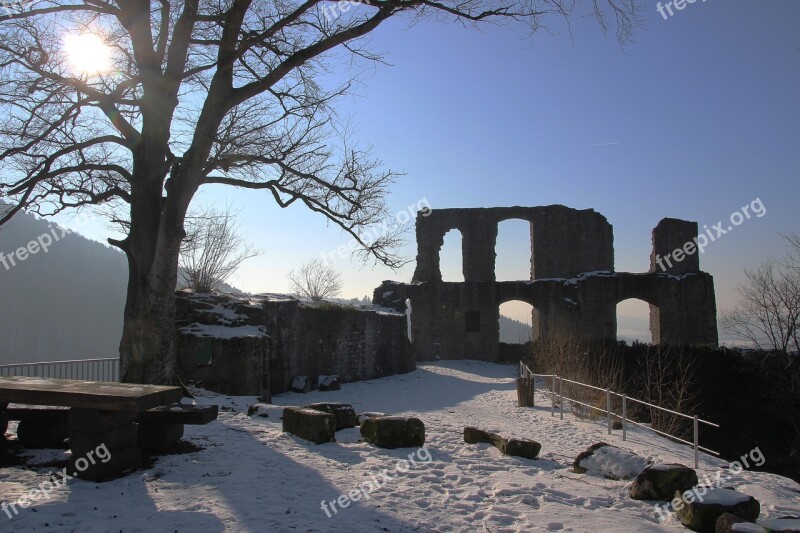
[0, 208, 127, 363]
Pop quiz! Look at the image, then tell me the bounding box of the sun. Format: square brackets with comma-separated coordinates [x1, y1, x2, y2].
[63, 32, 112, 76]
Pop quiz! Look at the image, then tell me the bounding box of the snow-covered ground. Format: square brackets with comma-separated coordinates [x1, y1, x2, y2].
[2, 361, 798, 532]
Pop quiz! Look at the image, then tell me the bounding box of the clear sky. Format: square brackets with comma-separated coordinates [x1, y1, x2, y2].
[55, 1, 800, 340]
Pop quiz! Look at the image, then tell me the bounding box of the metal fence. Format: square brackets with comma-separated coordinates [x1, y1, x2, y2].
[0, 358, 119, 382]
[519, 362, 719, 468]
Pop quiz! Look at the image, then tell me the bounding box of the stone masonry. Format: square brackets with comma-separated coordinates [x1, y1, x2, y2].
[374, 205, 718, 362]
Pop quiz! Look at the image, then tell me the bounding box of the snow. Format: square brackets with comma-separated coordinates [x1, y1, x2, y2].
[697, 488, 753, 505]
[2, 360, 799, 531]
[578, 445, 650, 480]
[178, 323, 268, 339]
[758, 518, 800, 531]
[732, 524, 767, 533]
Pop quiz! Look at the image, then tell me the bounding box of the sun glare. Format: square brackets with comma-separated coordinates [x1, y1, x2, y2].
[63, 33, 112, 76]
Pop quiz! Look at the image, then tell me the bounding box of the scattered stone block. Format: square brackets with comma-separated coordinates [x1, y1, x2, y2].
[463, 427, 541, 459]
[290, 376, 312, 393]
[360, 416, 425, 449]
[282, 407, 336, 444]
[317, 375, 342, 392]
[357, 412, 386, 425]
[573, 442, 647, 480]
[305, 403, 357, 431]
[630, 463, 699, 501]
[676, 488, 760, 532]
[757, 517, 800, 532]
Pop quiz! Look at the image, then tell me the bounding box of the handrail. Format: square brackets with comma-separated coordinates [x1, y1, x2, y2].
[0, 358, 119, 382]
[519, 361, 719, 467]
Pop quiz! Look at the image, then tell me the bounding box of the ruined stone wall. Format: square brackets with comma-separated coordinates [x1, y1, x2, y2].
[174, 291, 415, 397]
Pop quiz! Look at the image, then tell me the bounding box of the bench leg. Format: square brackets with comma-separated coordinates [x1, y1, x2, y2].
[137, 422, 184, 452]
[0, 403, 7, 456]
[68, 409, 141, 482]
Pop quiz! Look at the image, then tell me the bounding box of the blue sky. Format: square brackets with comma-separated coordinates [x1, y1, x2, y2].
[56, 1, 800, 338]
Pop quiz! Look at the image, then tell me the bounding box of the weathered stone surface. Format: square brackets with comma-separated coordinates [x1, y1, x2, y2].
[676, 488, 760, 533]
[318, 375, 341, 392]
[572, 442, 647, 480]
[360, 416, 425, 449]
[503, 438, 542, 460]
[630, 463, 699, 501]
[758, 517, 800, 532]
[290, 376, 312, 393]
[357, 412, 386, 425]
[17, 418, 70, 448]
[305, 403, 357, 431]
[373, 206, 718, 363]
[282, 407, 336, 444]
[715, 513, 760, 533]
[137, 422, 184, 451]
[68, 409, 137, 432]
[175, 290, 415, 397]
[70, 446, 141, 482]
[463, 427, 540, 459]
[70, 424, 138, 456]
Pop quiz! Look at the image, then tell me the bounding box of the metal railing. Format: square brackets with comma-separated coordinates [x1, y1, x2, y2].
[0, 358, 119, 382]
[519, 362, 719, 468]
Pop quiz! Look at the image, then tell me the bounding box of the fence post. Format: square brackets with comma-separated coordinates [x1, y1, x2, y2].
[606, 389, 611, 435]
[622, 394, 627, 441]
[551, 375, 556, 417]
[694, 415, 699, 469]
[559, 377, 564, 420]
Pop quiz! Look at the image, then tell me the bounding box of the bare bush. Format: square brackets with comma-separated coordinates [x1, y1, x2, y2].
[634, 345, 699, 439]
[179, 206, 260, 293]
[287, 259, 343, 302]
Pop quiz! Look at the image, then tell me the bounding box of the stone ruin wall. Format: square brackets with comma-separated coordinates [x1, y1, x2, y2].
[375, 205, 718, 362]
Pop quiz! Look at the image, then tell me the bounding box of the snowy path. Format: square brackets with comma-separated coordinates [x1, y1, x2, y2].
[1, 361, 798, 532]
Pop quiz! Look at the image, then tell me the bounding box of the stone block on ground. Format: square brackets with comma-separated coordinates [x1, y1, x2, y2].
[572, 442, 648, 480]
[676, 488, 760, 532]
[630, 463, 699, 501]
[137, 422, 185, 452]
[357, 412, 386, 425]
[305, 403, 357, 431]
[463, 427, 540, 459]
[318, 375, 342, 392]
[282, 407, 336, 444]
[360, 416, 425, 449]
[290, 376, 312, 393]
[758, 517, 800, 532]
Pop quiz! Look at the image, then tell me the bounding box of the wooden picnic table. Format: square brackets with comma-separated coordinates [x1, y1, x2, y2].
[0, 376, 183, 481]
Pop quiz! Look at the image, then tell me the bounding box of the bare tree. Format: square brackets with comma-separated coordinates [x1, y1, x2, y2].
[288, 259, 342, 301]
[179, 205, 259, 292]
[634, 344, 699, 439]
[0, 1, 639, 384]
[721, 234, 800, 354]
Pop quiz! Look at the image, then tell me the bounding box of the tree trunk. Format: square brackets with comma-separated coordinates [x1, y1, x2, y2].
[119, 281, 178, 385]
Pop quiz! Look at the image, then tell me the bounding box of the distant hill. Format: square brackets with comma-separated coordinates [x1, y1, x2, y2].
[0, 207, 127, 363]
[499, 315, 532, 344]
